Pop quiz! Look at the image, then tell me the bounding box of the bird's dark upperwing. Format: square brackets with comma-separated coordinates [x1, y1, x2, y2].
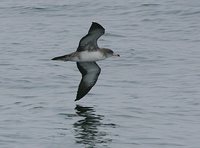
[76, 62, 101, 101]
[77, 22, 105, 52]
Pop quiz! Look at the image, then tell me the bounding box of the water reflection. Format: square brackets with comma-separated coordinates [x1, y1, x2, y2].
[74, 105, 110, 147]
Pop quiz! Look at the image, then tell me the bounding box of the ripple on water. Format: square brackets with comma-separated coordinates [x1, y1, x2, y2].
[1, 0, 200, 147]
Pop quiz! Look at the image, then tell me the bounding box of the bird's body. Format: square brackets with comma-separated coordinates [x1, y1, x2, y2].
[52, 22, 119, 101]
[78, 50, 107, 61]
[53, 50, 107, 62]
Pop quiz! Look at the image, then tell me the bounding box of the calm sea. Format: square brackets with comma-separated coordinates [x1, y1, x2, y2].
[1, 0, 200, 147]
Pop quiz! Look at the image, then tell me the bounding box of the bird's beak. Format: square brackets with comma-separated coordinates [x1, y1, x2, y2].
[113, 53, 120, 57]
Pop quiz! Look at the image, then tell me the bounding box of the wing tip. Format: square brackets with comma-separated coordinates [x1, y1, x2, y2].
[92, 21, 100, 25]
[75, 94, 83, 101]
[90, 22, 105, 32]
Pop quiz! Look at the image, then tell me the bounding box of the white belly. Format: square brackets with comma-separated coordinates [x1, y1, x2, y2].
[79, 51, 105, 62]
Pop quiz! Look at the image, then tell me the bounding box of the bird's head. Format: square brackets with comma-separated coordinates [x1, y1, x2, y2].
[102, 48, 120, 58]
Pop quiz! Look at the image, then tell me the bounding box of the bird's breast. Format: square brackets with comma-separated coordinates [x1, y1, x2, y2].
[79, 51, 106, 62]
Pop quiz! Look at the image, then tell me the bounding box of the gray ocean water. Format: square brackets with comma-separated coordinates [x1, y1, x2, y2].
[1, 0, 200, 147]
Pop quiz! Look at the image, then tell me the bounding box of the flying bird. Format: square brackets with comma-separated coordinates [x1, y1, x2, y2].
[52, 22, 120, 101]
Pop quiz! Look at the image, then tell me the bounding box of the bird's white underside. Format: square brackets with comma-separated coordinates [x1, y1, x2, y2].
[75, 51, 106, 62]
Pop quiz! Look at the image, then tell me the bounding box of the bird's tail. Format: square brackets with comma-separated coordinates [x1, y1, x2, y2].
[51, 54, 70, 61]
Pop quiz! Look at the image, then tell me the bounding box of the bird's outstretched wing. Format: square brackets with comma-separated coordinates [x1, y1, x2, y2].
[75, 62, 101, 101]
[77, 22, 105, 52]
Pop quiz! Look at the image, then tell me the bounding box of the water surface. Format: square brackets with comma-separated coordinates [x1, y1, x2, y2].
[1, 0, 200, 147]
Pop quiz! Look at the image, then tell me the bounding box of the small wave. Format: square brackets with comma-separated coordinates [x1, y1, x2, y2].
[139, 3, 160, 7]
[2, 4, 70, 15]
[181, 10, 200, 16]
[105, 33, 126, 38]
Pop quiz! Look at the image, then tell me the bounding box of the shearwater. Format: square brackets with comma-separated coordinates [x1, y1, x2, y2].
[52, 22, 120, 101]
